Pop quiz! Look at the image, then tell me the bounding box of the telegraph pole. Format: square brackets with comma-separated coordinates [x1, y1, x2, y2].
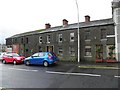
[75, 0, 80, 63]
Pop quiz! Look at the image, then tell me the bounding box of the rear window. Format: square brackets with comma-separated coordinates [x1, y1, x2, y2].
[50, 52, 57, 57]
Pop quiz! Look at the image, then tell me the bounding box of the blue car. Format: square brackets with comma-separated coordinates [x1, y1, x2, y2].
[24, 52, 59, 67]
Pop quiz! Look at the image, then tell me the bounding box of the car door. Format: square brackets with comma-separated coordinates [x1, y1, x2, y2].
[37, 53, 45, 64]
[30, 53, 40, 64]
[6, 54, 13, 62]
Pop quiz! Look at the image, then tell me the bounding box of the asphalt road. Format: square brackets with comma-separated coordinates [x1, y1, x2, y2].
[0, 62, 120, 89]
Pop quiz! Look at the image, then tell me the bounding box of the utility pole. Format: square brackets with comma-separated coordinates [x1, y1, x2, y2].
[75, 0, 80, 63]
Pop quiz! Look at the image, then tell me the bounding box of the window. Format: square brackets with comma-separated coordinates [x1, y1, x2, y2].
[47, 35, 50, 43]
[26, 38, 28, 44]
[58, 47, 63, 56]
[39, 36, 42, 44]
[26, 49, 28, 52]
[38, 46, 42, 52]
[39, 53, 45, 57]
[70, 33, 74, 42]
[96, 45, 103, 59]
[106, 45, 115, 58]
[21, 38, 23, 43]
[15, 38, 17, 43]
[85, 46, 91, 56]
[85, 31, 90, 40]
[32, 53, 39, 57]
[101, 29, 106, 39]
[58, 34, 62, 42]
[69, 47, 75, 56]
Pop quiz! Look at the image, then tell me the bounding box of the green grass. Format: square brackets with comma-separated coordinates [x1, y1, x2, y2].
[36, 29, 45, 32]
[78, 65, 120, 69]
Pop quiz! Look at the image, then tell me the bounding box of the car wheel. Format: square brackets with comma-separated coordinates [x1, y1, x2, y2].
[26, 61, 30, 66]
[43, 61, 49, 67]
[13, 60, 17, 65]
[2, 60, 6, 64]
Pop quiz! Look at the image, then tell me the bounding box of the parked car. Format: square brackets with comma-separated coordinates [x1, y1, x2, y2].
[0, 52, 7, 60]
[2, 53, 25, 65]
[24, 52, 59, 67]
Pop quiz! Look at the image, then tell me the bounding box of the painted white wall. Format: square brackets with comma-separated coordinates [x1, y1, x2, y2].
[112, 0, 120, 61]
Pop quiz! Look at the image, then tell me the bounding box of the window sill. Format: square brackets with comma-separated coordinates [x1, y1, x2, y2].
[84, 56, 92, 57]
[100, 39, 107, 41]
[85, 40, 91, 42]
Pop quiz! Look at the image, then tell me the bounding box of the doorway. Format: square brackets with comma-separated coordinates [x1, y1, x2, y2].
[47, 46, 54, 52]
[96, 45, 103, 59]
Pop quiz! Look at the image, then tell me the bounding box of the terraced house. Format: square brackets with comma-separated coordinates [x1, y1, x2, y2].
[6, 0, 120, 62]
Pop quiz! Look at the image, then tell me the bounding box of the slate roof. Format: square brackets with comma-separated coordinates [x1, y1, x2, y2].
[8, 18, 114, 38]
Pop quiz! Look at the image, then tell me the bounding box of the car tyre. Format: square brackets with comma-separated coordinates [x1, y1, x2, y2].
[26, 61, 30, 66]
[43, 61, 49, 67]
[13, 60, 17, 65]
[2, 60, 6, 64]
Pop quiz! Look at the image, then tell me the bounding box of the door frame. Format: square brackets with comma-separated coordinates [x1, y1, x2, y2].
[46, 45, 54, 53]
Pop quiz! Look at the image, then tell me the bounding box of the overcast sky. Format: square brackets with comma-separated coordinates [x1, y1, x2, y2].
[0, 0, 113, 44]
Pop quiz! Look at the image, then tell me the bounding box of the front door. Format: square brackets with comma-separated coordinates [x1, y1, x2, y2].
[47, 46, 54, 53]
[96, 45, 103, 59]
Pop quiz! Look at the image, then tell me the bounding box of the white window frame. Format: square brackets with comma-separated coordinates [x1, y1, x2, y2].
[84, 46, 92, 56]
[39, 36, 42, 44]
[58, 34, 62, 42]
[69, 47, 75, 56]
[58, 47, 63, 56]
[70, 32, 74, 42]
[47, 35, 50, 43]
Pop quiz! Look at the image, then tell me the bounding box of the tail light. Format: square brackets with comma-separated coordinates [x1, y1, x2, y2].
[48, 54, 52, 60]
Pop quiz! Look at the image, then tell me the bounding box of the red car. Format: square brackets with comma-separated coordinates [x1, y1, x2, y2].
[2, 53, 25, 65]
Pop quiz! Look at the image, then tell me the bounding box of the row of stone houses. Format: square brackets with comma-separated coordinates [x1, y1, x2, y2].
[6, 16, 115, 62]
[6, 0, 120, 62]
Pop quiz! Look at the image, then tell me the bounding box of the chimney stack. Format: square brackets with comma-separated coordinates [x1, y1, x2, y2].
[85, 15, 90, 22]
[45, 23, 51, 29]
[62, 19, 68, 27]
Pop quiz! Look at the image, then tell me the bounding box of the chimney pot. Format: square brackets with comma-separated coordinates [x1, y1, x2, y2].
[62, 19, 68, 27]
[45, 23, 51, 29]
[85, 15, 90, 22]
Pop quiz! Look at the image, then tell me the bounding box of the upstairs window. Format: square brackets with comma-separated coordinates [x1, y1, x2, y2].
[85, 31, 90, 40]
[47, 35, 50, 43]
[70, 32, 74, 42]
[21, 38, 23, 43]
[14, 38, 17, 43]
[101, 29, 107, 39]
[26, 37, 28, 44]
[39, 36, 42, 44]
[58, 34, 62, 42]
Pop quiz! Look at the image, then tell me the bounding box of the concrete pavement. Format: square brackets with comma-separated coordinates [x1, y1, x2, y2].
[54, 61, 120, 72]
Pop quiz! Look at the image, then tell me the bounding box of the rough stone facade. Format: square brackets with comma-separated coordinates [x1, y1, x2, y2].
[6, 18, 115, 62]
